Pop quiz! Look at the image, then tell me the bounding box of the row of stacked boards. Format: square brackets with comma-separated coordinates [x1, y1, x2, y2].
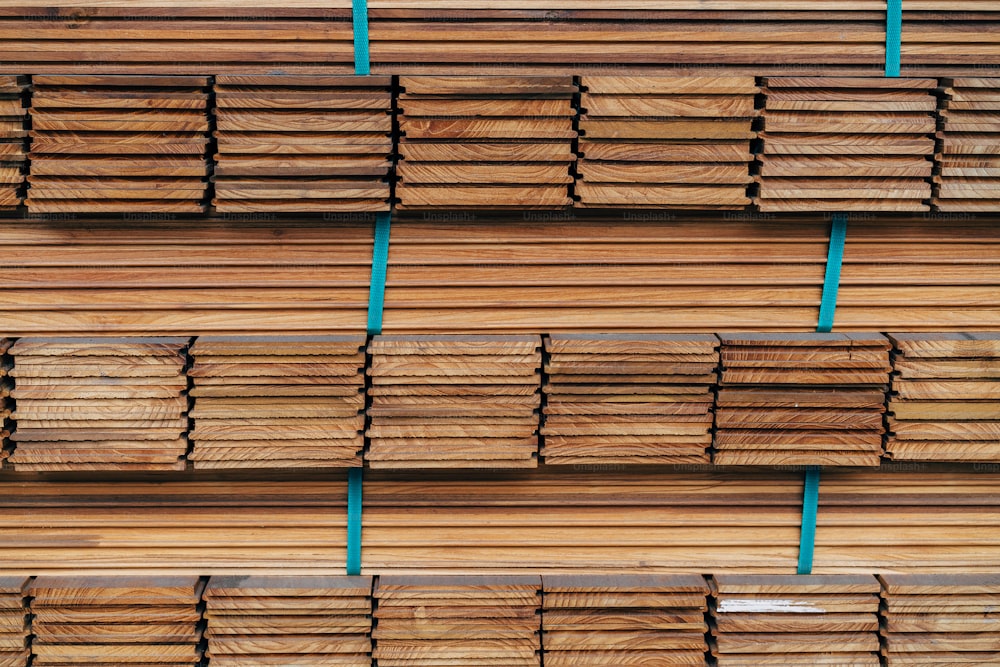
[0, 573, 997, 666]
[1, 74, 999, 212]
[1, 332, 998, 471]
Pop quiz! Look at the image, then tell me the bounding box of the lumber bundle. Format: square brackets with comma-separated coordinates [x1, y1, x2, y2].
[885, 333, 1000, 462]
[7, 337, 190, 471]
[26, 75, 210, 214]
[880, 573, 1000, 665]
[396, 76, 575, 210]
[934, 77, 1000, 211]
[28, 575, 203, 666]
[367, 335, 542, 468]
[213, 75, 392, 213]
[541, 574, 709, 666]
[203, 575, 373, 666]
[714, 333, 891, 467]
[903, 4, 1000, 77]
[0, 339, 11, 468]
[0, 76, 26, 211]
[710, 574, 881, 666]
[757, 77, 937, 212]
[189, 336, 365, 470]
[577, 75, 755, 209]
[373, 575, 541, 666]
[0, 577, 28, 667]
[540, 334, 716, 466]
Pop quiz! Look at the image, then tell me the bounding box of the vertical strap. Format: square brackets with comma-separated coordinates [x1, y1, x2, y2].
[367, 211, 391, 335]
[817, 213, 848, 334]
[797, 466, 821, 574]
[885, 0, 902, 77]
[347, 467, 363, 575]
[352, 0, 372, 76]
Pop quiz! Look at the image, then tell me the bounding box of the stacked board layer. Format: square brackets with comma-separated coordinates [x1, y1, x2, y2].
[935, 77, 1000, 211]
[7, 337, 190, 471]
[542, 574, 709, 666]
[373, 575, 541, 667]
[29, 576, 203, 667]
[886, 332, 1000, 462]
[367, 335, 541, 469]
[880, 573, 1000, 666]
[711, 575, 881, 666]
[541, 334, 716, 466]
[26, 75, 210, 214]
[396, 76, 575, 210]
[0, 578, 28, 667]
[203, 575, 373, 667]
[214, 75, 392, 213]
[758, 77, 937, 212]
[715, 333, 891, 466]
[0, 340, 10, 467]
[189, 336, 365, 469]
[0, 76, 25, 211]
[577, 76, 755, 209]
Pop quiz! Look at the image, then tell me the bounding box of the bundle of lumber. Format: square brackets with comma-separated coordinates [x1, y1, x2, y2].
[0, 339, 11, 467]
[213, 75, 392, 213]
[367, 335, 542, 468]
[0, 578, 28, 667]
[0, 76, 26, 211]
[6, 337, 190, 471]
[396, 76, 575, 210]
[189, 335, 365, 469]
[26, 75, 210, 214]
[577, 75, 755, 209]
[540, 334, 716, 466]
[880, 573, 1000, 665]
[934, 77, 1000, 211]
[757, 77, 937, 212]
[204, 575, 373, 666]
[373, 575, 541, 666]
[28, 575, 203, 667]
[715, 333, 891, 466]
[903, 4, 1000, 77]
[710, 574, 881, 666]
[541, 574, 709, 666]
[886, 332, 1000, 462]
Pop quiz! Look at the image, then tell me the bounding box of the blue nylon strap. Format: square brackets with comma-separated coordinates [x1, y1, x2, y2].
[886, 0, 902, 77]
[347, 467, 363, 575]
[352, 0, 371, 75]
[817, 213, 848, 334]
[797, 466, 821, 574]
[367, 211, 391, 335]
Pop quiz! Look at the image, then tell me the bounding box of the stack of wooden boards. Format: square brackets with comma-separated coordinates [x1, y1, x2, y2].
[26, 75, 210, 214]
[213, 75, 392, 213]
[715, 333, 891, 466]
[541, 334, 716, 465]
[886, 333, 1000, 462]
[373, 575, 541, 667]
[541, 574, 709, 666]
[29, 576, 203, 667]
[203, 575, 373, 666]
[7, 337, 189, 471]
[935, 77, 1000, 211]
[367, 335, 541, 468]
[880, 574, 1000, 665]
[396, 76, 575, 209]
[0, 339, 11, 467]
[577, 76, 755, 209]
[710, 575, 881, 666]
[757, 77, 937, 212]
[0, 577, 28, 667]
[189, 336, 365, 469]
[0, 76, 26, 211]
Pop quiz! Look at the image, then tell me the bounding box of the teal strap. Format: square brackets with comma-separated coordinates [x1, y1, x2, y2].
[797, 466, 821, 574]
[817, 213, 847, 334]
[885, 0, 902, 77]
[367, 211, 391, 335]
[352, 0, 371, 75]
[347, 467, 363, 575]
